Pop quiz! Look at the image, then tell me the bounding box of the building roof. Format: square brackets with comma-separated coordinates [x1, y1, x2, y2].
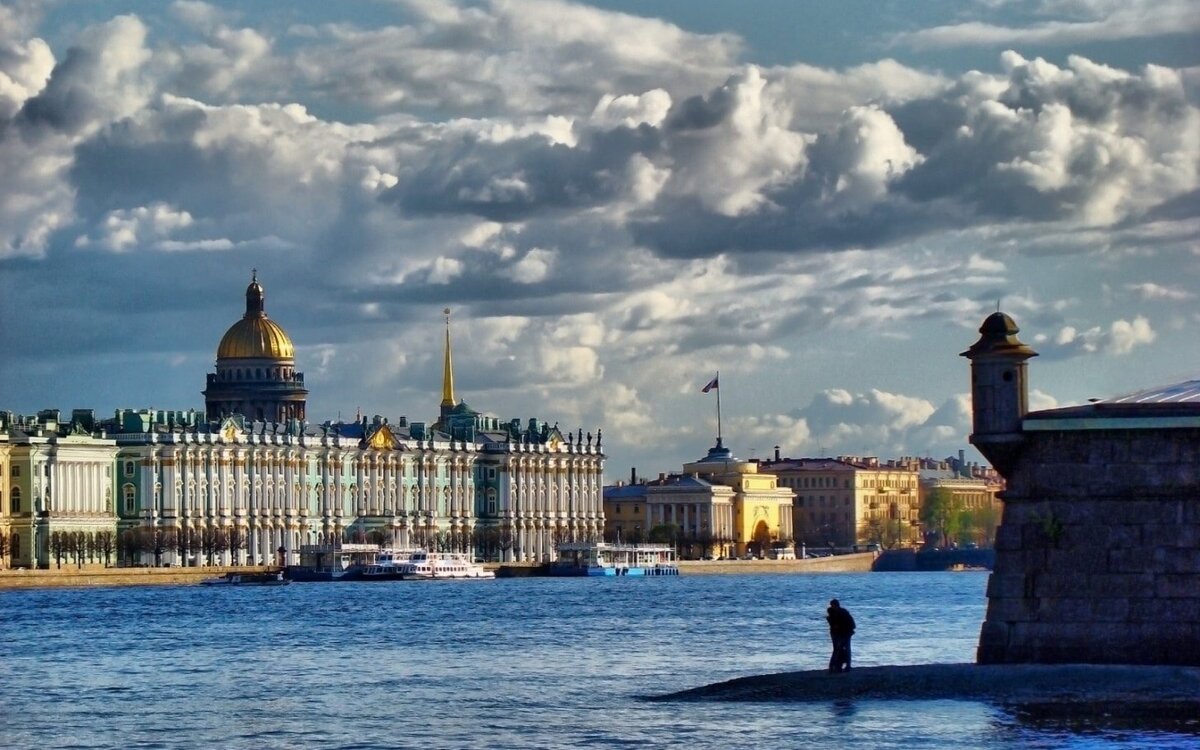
[1025, 376, 1200, 425]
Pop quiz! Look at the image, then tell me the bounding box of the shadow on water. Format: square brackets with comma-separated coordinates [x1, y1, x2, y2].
[1003, 701, 1200, 737]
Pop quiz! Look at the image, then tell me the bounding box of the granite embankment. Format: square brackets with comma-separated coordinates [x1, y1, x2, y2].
[0, 553, 878, 589]
[650, 663, 1200, 714]
[677, 552, 876, 575]
[0, 566, 270, 589]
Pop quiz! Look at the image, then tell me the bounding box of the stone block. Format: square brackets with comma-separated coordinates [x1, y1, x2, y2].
[1032, 574, 1084, 598]
[1184, 501, 1200, 524]
[1048, 545, 1107, 573]
[1129, 597, 1200, 623]
[1100, 523, 1143, 549]
[1153, 546, 1200, 574]
[985, 574, 1026, 599]
[1087, 573, 1155, 598]
[1089, 597, 1130, 622]
[1155, 574, 1200, 598]
[985, 596, 1036, 623]
[1108, 547, 1159, 574]
[993, 524, 1023, 552]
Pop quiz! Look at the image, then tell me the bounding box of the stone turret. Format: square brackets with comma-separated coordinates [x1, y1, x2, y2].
[960, 311, 1037, 473]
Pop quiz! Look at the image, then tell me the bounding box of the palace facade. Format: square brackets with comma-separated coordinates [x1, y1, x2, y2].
[1, 275, 603, 569]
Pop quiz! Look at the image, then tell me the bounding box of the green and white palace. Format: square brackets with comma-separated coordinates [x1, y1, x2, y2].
[0, 275, 604, 569]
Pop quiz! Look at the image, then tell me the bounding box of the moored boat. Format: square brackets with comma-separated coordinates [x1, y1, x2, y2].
[361, 548, 425, 581]
[549, 542, 679, 577]
[201, 571, 289, 586]
[286, 543, 382, 581]
[394, 550, 496, 580]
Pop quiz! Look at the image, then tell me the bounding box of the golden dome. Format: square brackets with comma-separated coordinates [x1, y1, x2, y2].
[216, 273, 296, 360]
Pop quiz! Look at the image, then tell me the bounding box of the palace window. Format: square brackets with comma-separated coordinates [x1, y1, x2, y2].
[9, 487, 19, 513]
[10, 532, 18, 559]
[123, 484, 136, 515]
[11, 466, 18, 477]
[125, 461, 134, 476]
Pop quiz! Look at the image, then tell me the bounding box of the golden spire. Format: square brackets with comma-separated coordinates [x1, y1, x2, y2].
[441, 307, 456, 408]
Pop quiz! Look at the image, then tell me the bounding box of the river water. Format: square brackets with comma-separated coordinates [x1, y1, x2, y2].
[0, 571, 1192, 749]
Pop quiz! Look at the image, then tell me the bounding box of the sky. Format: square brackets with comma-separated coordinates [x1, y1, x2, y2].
[1, 0, 1197, 481]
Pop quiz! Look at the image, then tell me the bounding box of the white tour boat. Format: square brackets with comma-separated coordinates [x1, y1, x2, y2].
[549, 542, 679, 577]
[395, 550, 496, 580]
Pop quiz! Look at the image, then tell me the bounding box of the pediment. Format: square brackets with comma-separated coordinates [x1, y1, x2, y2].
[366, 424, 400, 450]
[219, 418, 242, 443]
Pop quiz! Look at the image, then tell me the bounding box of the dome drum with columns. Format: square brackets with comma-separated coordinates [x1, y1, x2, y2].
[203, 272, 308, 422]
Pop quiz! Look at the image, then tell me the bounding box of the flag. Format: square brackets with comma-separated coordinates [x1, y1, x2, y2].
[701, 375, 719, 393]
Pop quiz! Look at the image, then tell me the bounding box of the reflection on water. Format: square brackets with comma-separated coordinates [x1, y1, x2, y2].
[0, 572, 1194, 749]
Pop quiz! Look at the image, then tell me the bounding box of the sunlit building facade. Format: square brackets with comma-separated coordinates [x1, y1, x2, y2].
[3, 275, 603, 567]
[603, 441, 792, 558]
[0, 410, 119, 569]
[760, 455, 922, 548]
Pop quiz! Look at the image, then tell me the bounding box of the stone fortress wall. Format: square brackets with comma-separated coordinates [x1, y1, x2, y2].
[979, 428, 1200, 665]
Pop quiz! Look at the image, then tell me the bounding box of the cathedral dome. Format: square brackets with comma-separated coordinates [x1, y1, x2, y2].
[216, 274, 296, 360]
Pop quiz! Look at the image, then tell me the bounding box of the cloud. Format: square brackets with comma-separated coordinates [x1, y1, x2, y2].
[502, 247, 556, 283]
[1127, 282, 1194, 301]
[291, 0, 740, 117]
[1048, 314, 1156, 356]
[17, 15, 151, 135]
[75, 202, 195, 252]
[892, 0, 1200, 50]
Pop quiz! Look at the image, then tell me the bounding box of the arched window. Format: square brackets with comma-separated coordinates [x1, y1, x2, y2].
[10, 532, 18, 559]
[123, 484, 136, 515]
[7, 487, 16, 513]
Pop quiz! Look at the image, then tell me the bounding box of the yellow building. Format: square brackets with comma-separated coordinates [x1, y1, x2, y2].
[761, 455, 921, 549]
[604, 442, 794, 558]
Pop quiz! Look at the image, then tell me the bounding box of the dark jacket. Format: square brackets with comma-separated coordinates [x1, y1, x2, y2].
[827, 606, 856, 638]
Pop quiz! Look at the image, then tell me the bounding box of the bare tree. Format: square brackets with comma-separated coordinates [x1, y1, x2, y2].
[71, 531, 87, 568]
[50, 531, 68, 569]
[226, 525, 248, 565]
[497, 527, 514, 560]
[94, 531, 115, 567]
[199, 526, 227, 566]
[118, 528, 143, 566]
[0, 532, 8, 569]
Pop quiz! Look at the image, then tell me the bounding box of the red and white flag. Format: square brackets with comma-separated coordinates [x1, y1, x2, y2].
[701, 375, 719, 393]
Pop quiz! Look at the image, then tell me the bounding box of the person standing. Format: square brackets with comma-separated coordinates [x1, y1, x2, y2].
[826, 599, 856, 673]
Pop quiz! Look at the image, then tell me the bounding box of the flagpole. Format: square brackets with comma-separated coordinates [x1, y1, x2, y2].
[715, 370, 722, 449]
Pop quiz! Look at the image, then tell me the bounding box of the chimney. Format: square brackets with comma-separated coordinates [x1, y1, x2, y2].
[774, 445, 780, 461]
[631, 467, 637, 485]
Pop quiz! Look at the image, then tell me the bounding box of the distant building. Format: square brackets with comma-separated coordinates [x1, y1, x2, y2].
[917, 454, 1004, 547]
[0, 410, 118, 569]
[3, 275, 604, 568]
[604, 441, 792, 558]
[965, 310, 1200, 665]
[759, 454, 921, 548]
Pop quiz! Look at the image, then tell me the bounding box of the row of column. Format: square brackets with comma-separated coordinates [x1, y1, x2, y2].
[47, 458, 111, 515]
